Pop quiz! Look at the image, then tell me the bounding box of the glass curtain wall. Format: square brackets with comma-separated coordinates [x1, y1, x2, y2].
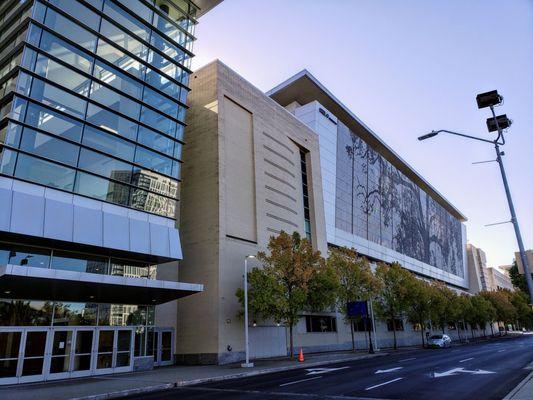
[0, 0, 198, 218]
[335, 121, 464, 277]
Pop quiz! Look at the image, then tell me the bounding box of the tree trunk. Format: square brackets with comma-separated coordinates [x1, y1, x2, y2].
[289, 324, 294, 358]
[367, 317, 374, 354]
[470, 325, 474, 340]
[420, 324, 425, 348]
[350, 320, 355, 352]
[392, 317, 397, 350]
[490, 323, 494, 337]
[456, 321, 462, 343]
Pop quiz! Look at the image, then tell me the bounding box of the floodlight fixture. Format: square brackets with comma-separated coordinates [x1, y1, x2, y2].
[476, 90, 503, 109]
[486, 114, 512, 132]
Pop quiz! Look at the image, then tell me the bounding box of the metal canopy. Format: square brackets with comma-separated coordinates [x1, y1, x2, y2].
[0, 265, 203, 305]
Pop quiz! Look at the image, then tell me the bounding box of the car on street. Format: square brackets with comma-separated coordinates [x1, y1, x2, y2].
[427, 334, 452, 348]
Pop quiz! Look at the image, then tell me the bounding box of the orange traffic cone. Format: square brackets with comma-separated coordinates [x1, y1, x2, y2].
[298, 348, 304, 362]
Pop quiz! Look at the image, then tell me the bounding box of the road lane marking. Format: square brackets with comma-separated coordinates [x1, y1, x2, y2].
[398, 357, 416, 362]
[498, 349, 505, 353]
[375, 367, 403, 374]
[459, 357, 474, 363]
[365, 377, 403, 391]
[305, 366, 349, 375]
[279, 376, 322, 386]
[433, 368, 495, 378]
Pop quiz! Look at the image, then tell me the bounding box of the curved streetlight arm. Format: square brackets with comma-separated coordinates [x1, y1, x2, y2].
[420, 129, 501, 145]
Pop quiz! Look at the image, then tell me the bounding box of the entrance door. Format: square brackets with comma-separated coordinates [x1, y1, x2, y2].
[48, 329, 74, 380]
[151, 328, 173, 367]
[94, 328, 133, 375]
[71, 328, 94, 378]
[0, 330, 23, 385]
[19, 329, 48, 383]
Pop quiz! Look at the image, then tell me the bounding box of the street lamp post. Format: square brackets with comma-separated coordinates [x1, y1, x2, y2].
[241, 255, 255, 368]
[418, 90, 533, 304]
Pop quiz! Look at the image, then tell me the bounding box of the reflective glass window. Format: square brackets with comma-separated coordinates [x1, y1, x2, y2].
[48, 0, 101, 31]
[92, 60, 142, 98]
[110, 259, 152, 279]
[19, 127, 79, 166]
[137, 126, 174, 157]
[0, 243, 50, 268]
[103, 0, 150, 41]
[14, 153, 76, 191]
[44, 7, 98, 52]
[139, 106, 175, 137]
[173, 142, 182, 159]
[82, 125, 135, 162]
[86, 104, 138, 141]
[78, 148, 132, 182]
[130, 188, 176, 217]
[90, 82, 140, 119]
[23, 101, 83, 142]
[146, 50, 184, 83]
[0, 148, 17, 175]
[150, 31, 186, 64]
[51, 251, 108, 274]
[34, 53, 91, 97]
[142, 87, 177, 118]
[134, 146, 172, 176]
[29, 76, 87, 119]
[96, 40, 144, 80]
[115, 0, 153, 23]
[144, 67, 180, 98]
[38, 30, 93, 74]
[74, 171, 130, 205]
[53, 302, 98, 326]
[99, 20, 147, 60]
[0, 123, 22, 147]
[0, 300, 53, 326]
[152, 12, 182, 46]
[85, 0, 103, 11]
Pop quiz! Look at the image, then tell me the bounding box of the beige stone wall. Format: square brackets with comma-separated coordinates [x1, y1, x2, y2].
[178, 60, 329, 363]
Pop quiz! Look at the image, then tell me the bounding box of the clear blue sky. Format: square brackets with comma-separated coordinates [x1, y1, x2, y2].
[192, 0, 533, 268]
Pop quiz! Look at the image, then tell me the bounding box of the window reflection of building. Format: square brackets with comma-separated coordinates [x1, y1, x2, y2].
[130, 169, 177, 217]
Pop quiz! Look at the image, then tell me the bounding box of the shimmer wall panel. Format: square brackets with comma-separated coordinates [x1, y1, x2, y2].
[335, 122, 464, 277]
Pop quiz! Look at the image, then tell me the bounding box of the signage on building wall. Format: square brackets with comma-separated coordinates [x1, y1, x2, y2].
[347, 301, 368, 317]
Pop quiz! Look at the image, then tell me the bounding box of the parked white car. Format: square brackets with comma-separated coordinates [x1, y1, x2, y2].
[427, 334, 452, 348]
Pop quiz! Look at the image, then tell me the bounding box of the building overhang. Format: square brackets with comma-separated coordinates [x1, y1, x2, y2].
[0, 265, 203, 305]
[193, 0, 223, 17]
[267, 70, 467, 222]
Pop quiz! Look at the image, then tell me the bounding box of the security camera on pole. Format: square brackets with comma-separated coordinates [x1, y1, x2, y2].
[419, 90, 533, 304]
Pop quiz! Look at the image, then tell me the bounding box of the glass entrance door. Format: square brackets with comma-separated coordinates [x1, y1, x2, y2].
[48, 329, 73, 380]
[94, 328, 133, 375]
[19, 329, 48, 383]
[0, 330, 22, 385]
[71, 329, 94, 378]
[151, 328, 174, 367]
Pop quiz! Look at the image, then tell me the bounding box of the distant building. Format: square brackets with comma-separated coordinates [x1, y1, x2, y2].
[486, 267, 514, 292]
[467, 243, 513, 293]
[515, 250, 533, 275]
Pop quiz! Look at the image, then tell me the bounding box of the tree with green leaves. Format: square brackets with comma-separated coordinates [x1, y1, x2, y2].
[374, 262, 411, 350]
[328, 247, 381, 351]
[454, 294, 472, 341]
[469, 295, 496, 338]
[509, 261, 532, 303]
[509, 290, 533, 329]
[405, 276, 433, 347]
[236, 231, 337, 358]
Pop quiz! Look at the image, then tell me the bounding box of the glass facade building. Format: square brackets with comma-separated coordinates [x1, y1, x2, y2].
[0, 0, 219, 384]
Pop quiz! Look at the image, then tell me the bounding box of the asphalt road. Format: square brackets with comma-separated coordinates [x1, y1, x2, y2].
[125, 334, 533, 400]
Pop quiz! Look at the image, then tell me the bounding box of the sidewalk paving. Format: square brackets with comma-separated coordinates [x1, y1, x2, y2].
[503, 361, 533, 400]
[0, 350, 387, 400]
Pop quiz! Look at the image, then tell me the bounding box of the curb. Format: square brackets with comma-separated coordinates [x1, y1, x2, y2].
[175, 352, 388, 387]
[502, 371, 533, 400]
[70, 383, 176, 400]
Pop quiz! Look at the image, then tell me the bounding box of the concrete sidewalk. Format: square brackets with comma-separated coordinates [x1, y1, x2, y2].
[0, 350, 387, 400]
[503, 361, 533, 400]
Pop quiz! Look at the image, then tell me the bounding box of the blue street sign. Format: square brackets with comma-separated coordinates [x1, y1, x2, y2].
[347, 301, 368, 317]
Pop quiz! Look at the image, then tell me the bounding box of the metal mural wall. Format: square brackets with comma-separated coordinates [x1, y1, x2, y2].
[335, 122, 464, 277]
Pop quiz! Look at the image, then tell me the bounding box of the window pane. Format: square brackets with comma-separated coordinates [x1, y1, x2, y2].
[96, 40, 144, 80]
[0, 243, 50, 268]
[20, 127, 79, 166]
[0, 123, 22, 147]
[51, 251, 108, 274]
[34, 54, 91, 97]
[134, 146, 172, 176]
[44, 8, 97, 52]
[74, 171, 130, 205]
[100, 20, 147, 60]
[30, 77, 87, 119]
[48, 0, 101, 31]
[115, 0, 153, 23]
[82, 125, 135, 162]
[78, 148, 132, 182]
[139, 106, 175, 137]
[0, 148, 17, 175]
[14, 153, 76, 191]
[103, 1, 149, 40]
[93, 60, 142, 98]
[53, 302, 98, 326]
[24, 101, 83, 142]
[86, 104, 137, 140]
[110, 259, 151, 278]
[142, 87, 177, 118]
[0, 300, 53, 326]
[90, 82, 140, 119]
[144, 67, 180, 98]
[130, 187, 176, 217]
[38, 30, 93, 74]
[137, 126, 174, 156]
[150, 31, 186, 64]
